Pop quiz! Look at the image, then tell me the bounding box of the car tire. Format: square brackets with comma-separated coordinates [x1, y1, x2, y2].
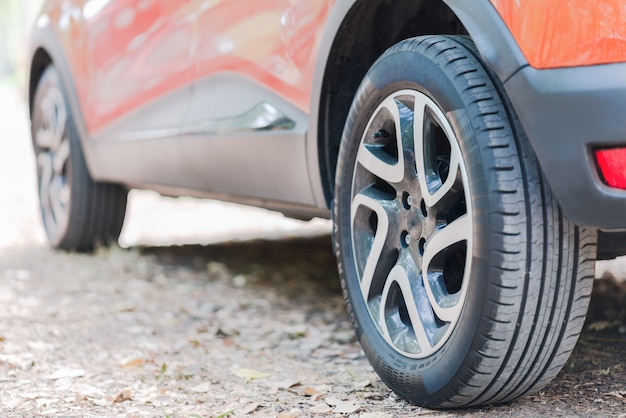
[31, 66, 127, 251]
[333, 35, 596, 408]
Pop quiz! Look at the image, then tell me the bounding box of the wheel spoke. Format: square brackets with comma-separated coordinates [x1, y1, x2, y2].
[421, 214, 471, 322]
[412, 94, 429, 197]
[351, 190, 391, 299]
[379, 264, 432, 355]
[37, 152, 54, 214]
[49, 175, 66, 223]
[35, 128, 56, 149]
[414, 100, 462, 208]
[356, 96, 408, 184]
[53, 137, 70, 174]
[39, 88, 67, 151]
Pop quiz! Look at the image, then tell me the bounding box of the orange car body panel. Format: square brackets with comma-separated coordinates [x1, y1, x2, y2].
[491, 0, 626, 69]
[81, 0, 196, 134]
[47, 0, 333, 134]
[193, 0, 332, 115]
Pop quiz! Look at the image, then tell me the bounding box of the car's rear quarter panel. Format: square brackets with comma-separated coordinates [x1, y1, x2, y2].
[491, 0, 626, 68]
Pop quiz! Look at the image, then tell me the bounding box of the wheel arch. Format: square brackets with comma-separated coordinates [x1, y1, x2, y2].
[27, 23, 70, 118]
[310, 0, 527, 208]
[28, 23, 101, 181]
[28, 47, 53, 117]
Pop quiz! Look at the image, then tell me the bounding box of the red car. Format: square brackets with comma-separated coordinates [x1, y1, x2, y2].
[28, 0, 626, 408]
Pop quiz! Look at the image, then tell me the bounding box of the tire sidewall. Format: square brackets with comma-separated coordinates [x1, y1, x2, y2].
[335, 44, 494, 405]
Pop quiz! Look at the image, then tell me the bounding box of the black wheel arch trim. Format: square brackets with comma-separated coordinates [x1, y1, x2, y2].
[443, 0, 528, 82]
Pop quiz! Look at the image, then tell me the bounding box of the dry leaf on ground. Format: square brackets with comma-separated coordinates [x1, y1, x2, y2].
[233, 368, 271, 380]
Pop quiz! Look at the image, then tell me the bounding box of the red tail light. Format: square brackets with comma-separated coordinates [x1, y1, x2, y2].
[595, 147, 626, 190]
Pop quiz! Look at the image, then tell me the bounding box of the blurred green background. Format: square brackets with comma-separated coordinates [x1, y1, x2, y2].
[0, 0, 45, 83]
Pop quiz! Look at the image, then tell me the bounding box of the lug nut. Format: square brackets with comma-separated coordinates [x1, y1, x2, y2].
[402, 192, 412, 210]
[401, 231, 411, 249]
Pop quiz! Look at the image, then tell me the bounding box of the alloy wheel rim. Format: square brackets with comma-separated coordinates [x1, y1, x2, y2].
[350, 89, 472, 359]
[35, 85, 71, 239]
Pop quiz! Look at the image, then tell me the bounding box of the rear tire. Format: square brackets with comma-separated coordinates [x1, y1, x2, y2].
[31, 66, 127, 251]
[333, 35, 596, 408]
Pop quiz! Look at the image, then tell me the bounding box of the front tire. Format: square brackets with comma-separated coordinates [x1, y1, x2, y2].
[333, 36, 596, 408]
[31, 66, 128, 251]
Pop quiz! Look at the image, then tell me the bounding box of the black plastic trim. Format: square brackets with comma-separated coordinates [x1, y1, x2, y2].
[504, 63, 626, 229]
[598, 230, 626, 260]
[443, 0, 528, 82]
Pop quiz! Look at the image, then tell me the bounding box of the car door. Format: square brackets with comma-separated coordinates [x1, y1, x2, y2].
[177, 0, 332, 206]
[81, 0, 199, 188]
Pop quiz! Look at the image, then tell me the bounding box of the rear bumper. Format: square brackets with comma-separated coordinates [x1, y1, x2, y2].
[505, 62, 626, 229]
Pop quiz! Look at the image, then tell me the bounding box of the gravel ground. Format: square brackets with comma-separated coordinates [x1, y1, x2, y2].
[1, 81, 625, 417]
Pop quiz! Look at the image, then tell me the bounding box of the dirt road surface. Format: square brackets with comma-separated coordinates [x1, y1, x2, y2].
[1, 81, 625, 417]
